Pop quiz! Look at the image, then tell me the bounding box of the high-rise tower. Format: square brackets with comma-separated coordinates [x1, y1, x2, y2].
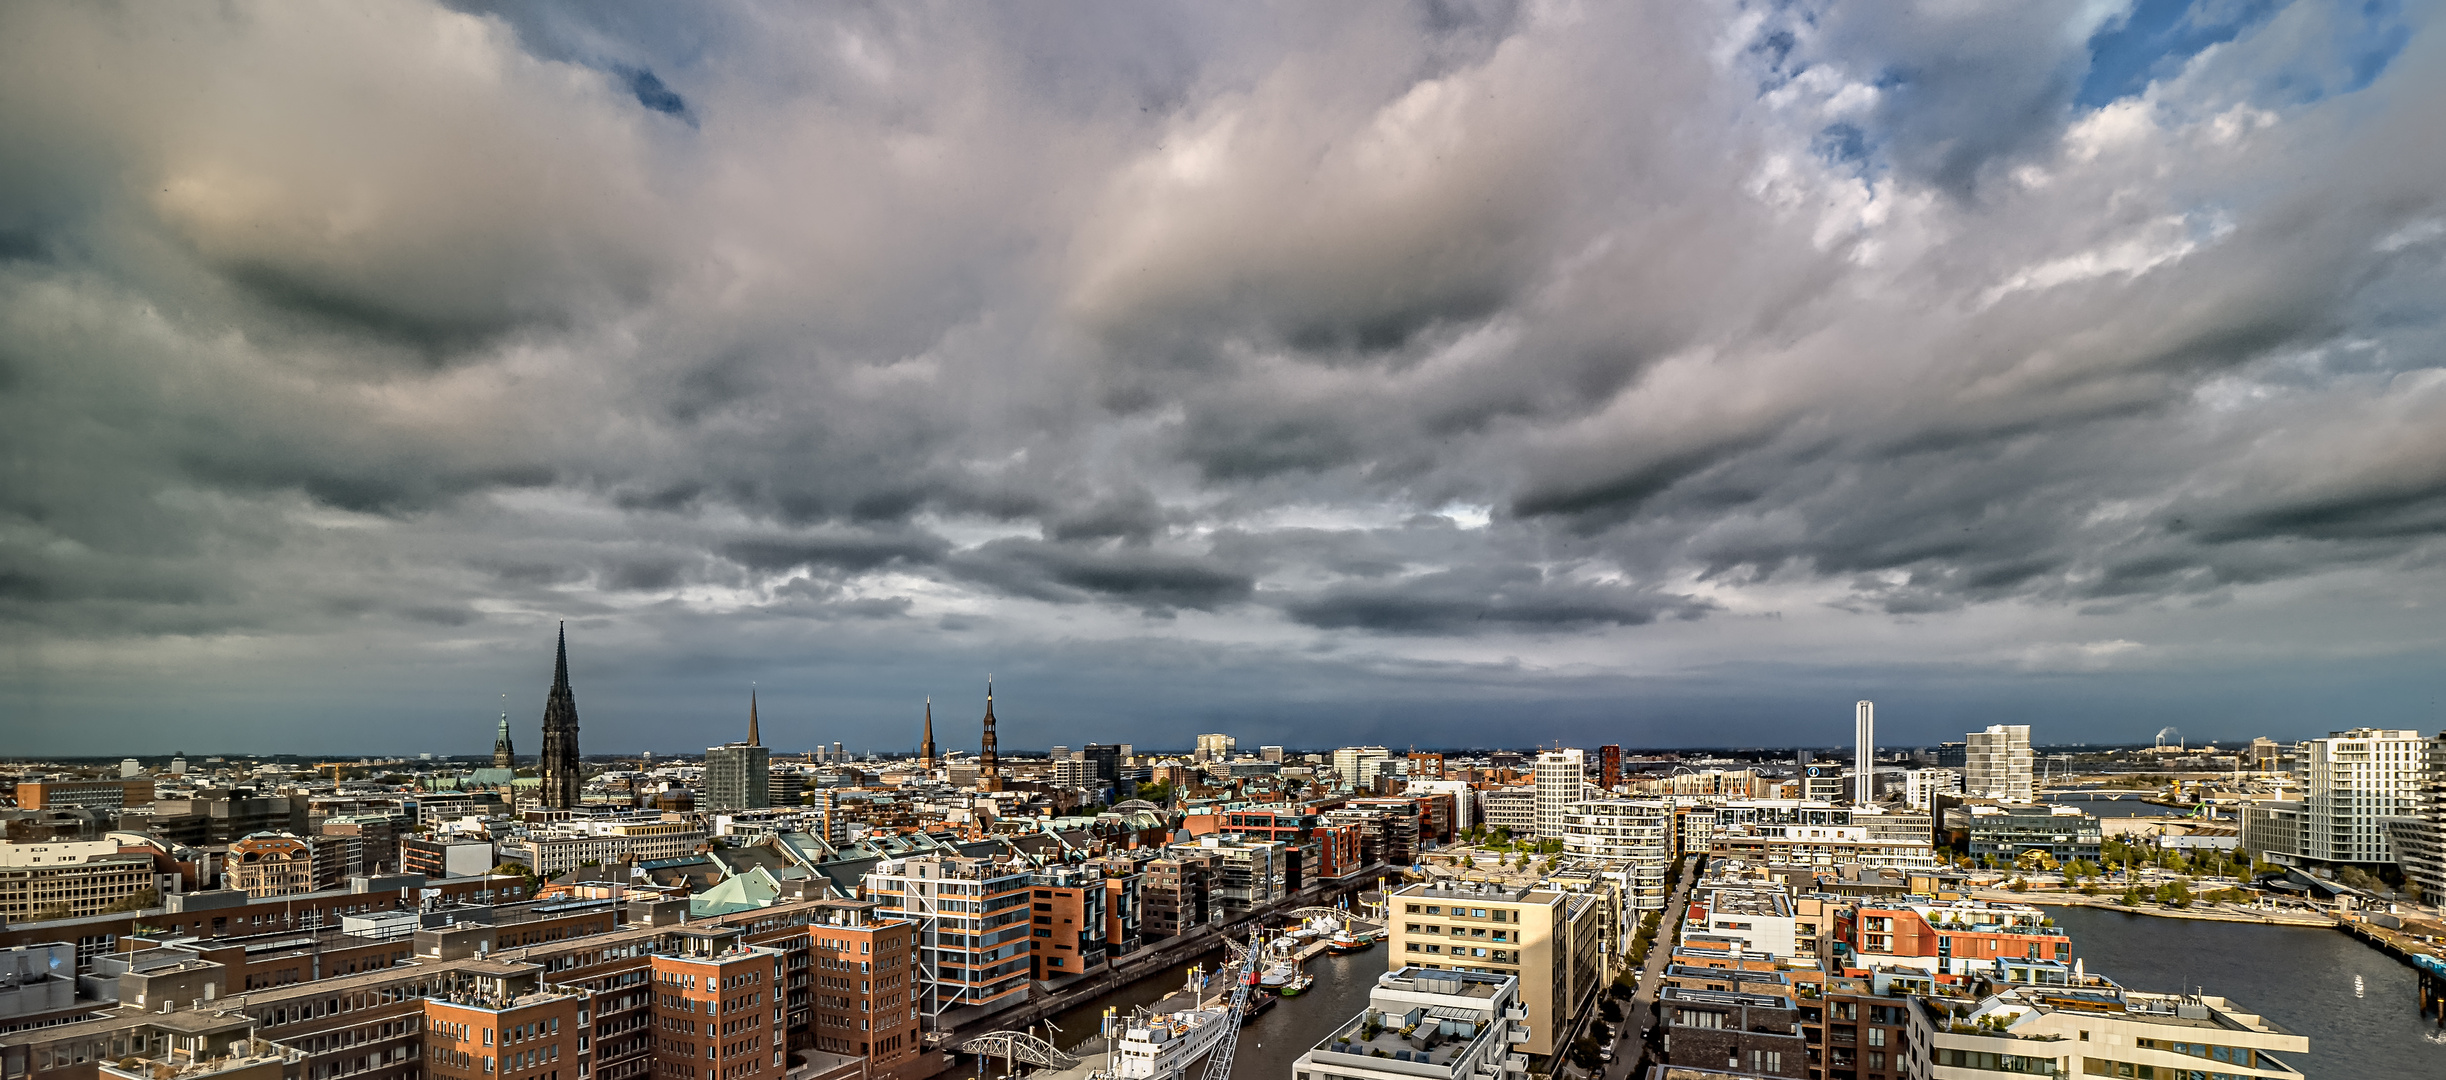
[978, 679, 1000, 791]
[705, 692, 771, 810]
[919, 698, 938, 769]
[1854, 700, 1875, 806]
[538, 623, 583, 809]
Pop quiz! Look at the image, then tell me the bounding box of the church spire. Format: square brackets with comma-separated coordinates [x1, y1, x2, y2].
[538, 621, 583, 809]
[748, 688, 761, 746]
[919, 697, 938, 769]
[978, 676, 1000, 788]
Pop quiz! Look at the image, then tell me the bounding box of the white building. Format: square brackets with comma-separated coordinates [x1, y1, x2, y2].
[2302, 727, 2427, 865]
[1194, 733, 1236, 763]
[1905, 768, 1963, 811]
[2386, 732, 2446, 900]
[1292, 967, 1531, 1080]
[1333, 746, 1392, 790]
[1557, 800, 1670, 913]
[1933, 984, 2306, 1080]
[1854, 700, 1876, 806]
[1964, 725, 2034, 803]
[1532, 749, 1589, 842]
[1405, 778, 1476, 830]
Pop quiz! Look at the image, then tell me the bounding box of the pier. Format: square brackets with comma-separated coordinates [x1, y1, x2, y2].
[2337, 918, 2446, 1027]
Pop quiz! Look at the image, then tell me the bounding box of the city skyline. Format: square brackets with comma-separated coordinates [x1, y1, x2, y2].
[8, 4, 2446, 755]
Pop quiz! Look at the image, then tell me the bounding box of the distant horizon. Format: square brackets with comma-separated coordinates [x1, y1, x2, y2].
[6, 738, 2299, 765]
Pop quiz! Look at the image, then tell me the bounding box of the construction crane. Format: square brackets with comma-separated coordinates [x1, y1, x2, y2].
[1199, 927, 1267, 1080]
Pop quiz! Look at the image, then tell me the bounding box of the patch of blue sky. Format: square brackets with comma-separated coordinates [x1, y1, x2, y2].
[2078, 0, 2408, 109]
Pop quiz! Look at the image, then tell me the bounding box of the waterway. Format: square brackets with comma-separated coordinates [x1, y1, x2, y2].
[2043, 793, 2211, 819]
[2051, 905, 2446, 1077]
[1033, 944, 1387, 1080]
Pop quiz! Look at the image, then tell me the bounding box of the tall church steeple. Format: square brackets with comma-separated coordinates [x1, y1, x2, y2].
[919, 697, 938, 769]
[978, 678, 1000, 790]
[749, 689, 761, 746]
[538, 622, 583, 809]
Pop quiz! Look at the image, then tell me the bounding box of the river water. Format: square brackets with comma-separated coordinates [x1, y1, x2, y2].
[2051, 906, 2446, 1078]
[1038, 944, 1387, 1080]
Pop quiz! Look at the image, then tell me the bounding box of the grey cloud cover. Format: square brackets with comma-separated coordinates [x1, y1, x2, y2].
[5, 0, 2446, 754]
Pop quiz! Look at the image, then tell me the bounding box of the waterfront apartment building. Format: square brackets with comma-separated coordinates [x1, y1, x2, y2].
[1168, 837, 1284, 916]
[2387, 732, 2446, 901]
[1702, 801, 1941, 871]
[1963, 725, 2034, 803]
[1138, 854, 1215, 938]
[1532, 749, 1589, 843]
[1963, 805, 2102, 866]
[1556, 800, 1671, 914]
[1847, 899, 2070, 976]
[1931, 985, 2307, 1080]
[860, 855, 1033, 1019]
[1025, 865, 1108, 979]
[1387, 880, 1604, 1061]
[2301, 727, 2427, 866]
[1292, 967, 1532, 1080]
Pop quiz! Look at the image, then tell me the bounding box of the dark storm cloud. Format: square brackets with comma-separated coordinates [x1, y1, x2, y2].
[6, 1, 2446, 753]
[1284, 567, 1713, 634]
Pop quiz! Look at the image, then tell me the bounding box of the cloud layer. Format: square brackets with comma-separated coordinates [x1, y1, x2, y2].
[5, 0, 2445, 753]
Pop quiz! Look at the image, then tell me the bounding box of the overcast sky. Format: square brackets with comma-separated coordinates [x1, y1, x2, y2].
[5, 1, 2445, 758]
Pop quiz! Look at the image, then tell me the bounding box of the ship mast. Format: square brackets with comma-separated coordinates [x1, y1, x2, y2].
[1199, 928, 1267, 1080]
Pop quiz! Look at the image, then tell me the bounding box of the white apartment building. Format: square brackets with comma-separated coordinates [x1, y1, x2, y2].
[1905, 768, 1963, 811]
[1933, 986, 2307, 1080]
[2386, 733, 2446, 900]
[1533, 749, 1590, 842]
[1404, 778, 1476, 830]
[1557, 799, 1671, 913]
[1293, 967, 1531, 1080]
[1333, 746, 1392, 790]
[1964, 725, 2034, 803]
[2302, 727, 2428, 865]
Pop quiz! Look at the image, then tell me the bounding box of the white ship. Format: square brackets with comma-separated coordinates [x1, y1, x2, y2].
[1105, 972, 1232, 1080]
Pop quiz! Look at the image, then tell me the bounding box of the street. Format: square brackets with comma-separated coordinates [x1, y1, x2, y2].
[1608, 859, 1697, 1080]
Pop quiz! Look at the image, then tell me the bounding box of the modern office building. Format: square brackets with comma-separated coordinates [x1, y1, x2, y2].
[1854, 701, 1876, 806]
[1480, 787, 1537, 837]
[703, 694, 772, 811]
[1963, 805, 2102, 866]
[1597, 745, 1622, 791]
[2302, 727, 2428, 865]
[862, 855, 1035, 1019]
[1533, 749, 1589, 842]
[1963, 725, 2034, 803]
